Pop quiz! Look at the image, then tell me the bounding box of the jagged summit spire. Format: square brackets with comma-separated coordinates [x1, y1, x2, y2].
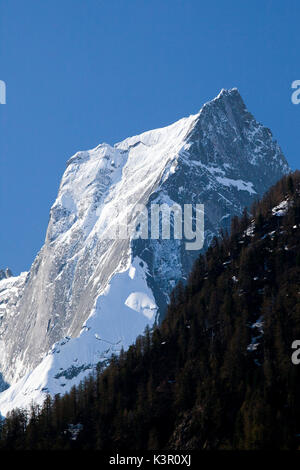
[0, 268, 12, 281]
[217, 87, 239, 97]
[199, 87, 244, 113]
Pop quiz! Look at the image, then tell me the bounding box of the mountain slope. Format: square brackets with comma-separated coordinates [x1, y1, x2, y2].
[1, 171, 299, 450]
[0, 88, 289, 414]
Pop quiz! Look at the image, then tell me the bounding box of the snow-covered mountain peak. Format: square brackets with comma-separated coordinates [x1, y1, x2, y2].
[0, 89, 290, 415]
[0, 268, 13, 281]
[202, 86, 240, 106]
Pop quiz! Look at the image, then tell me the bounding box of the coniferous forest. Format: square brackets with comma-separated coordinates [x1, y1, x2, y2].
[0, 171, 300, 451]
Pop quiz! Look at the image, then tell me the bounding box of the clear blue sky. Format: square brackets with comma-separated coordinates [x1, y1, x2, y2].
[0, 0, 299, 274]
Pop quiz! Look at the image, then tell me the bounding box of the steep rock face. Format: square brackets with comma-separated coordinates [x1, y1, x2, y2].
[0, 89, 289, 413]
[0, 272, 27, 395]
[132, 88, 288, 315]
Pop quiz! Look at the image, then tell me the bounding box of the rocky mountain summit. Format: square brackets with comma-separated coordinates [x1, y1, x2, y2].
[0, 269, 12, 281]
[0, 88, 289, 415]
